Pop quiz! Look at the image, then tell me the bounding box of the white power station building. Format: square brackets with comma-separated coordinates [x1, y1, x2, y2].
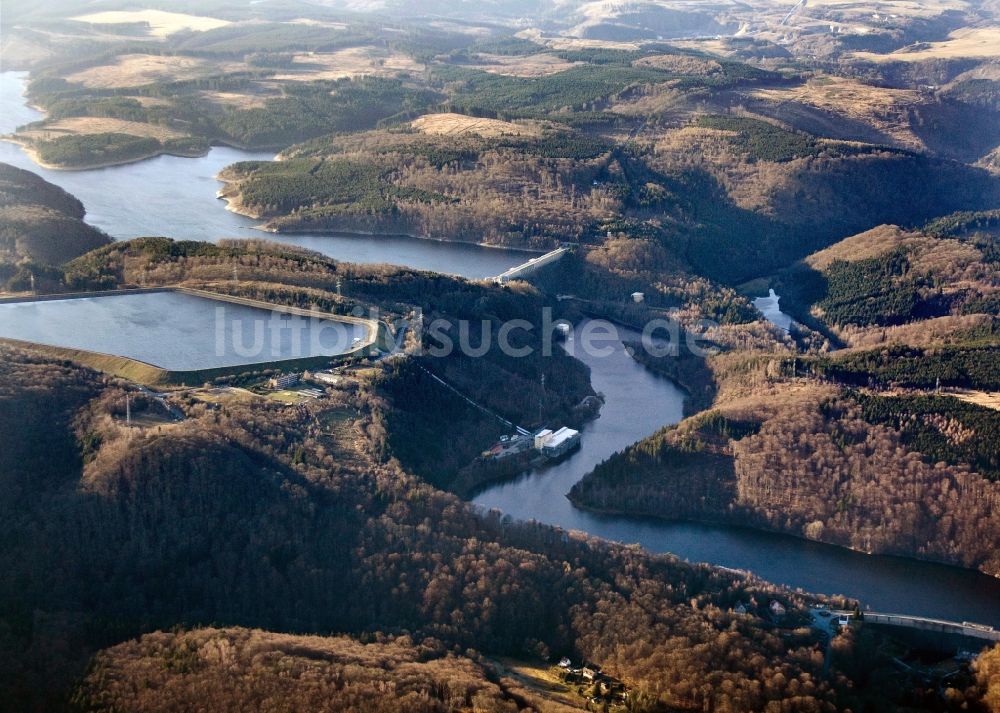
[534, 427, 581, 458]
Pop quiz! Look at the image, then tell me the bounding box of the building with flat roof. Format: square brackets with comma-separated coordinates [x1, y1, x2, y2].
[268, 372, 300, 390]
[534, 429, 553, 450]
[309, 370, 340, 385]
[538, 427, 580, 458]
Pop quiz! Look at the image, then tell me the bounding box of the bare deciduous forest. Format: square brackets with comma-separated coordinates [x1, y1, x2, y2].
[2, 0, 1000, 709]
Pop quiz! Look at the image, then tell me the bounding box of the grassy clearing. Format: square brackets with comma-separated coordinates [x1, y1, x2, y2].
[17, 117, 186, 143]
[272, 47, 424, 81]
[524, 33, 642, 52]
[286, 18, 349, 30]
[66, 54, 243, 89]
[266, 389, 306, 404]
[410, 113, 541, 138]
[464, 53, 578, 77]
[117, 411, 178, 428]
[490, 658, 589, 712]
[189, 387, 261, 405]
[804, 225, 910, 270]
[948, 389, 1000, 412]
[853, 26, 1000, 62]
[71, 10, 231, 38]
[200, 90, 271, 110]
[265, 386, 323, 404]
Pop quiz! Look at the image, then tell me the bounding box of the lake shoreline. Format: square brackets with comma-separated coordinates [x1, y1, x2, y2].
[0, 286, 377, 384]
[566, 495, 1000, 583]
[214, 177, 549, 257]
[0, 135, 210, 172]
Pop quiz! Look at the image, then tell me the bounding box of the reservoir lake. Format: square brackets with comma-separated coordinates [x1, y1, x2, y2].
[0, 72, 530, 281]
[0, 291, 367, 370]
[4, 71, 1000, 626]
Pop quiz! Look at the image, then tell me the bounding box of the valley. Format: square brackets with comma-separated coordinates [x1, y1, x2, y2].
[1, 0, 999, 710]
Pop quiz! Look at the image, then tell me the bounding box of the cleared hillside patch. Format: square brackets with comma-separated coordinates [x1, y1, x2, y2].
[71, 10, 231, 38]
[66, 54, 244, 89]
[411, 113, 541, 138]
[853, 26, 1000, 62]
[751, 76, 924, 150]
[804, 225, 911, 270]
[464, 52, 579, 77]
[17, 117, 186, 143]
[272, 47, 424, 81]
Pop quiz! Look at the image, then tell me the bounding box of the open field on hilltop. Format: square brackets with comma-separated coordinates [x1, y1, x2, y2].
[751, 76, 925, 150]
[804, 225, 912, 270]
[635, 53, 725, 74]
[66, 53, 245, 89]
[544, 36, 643, 50]
[16, 117, 186, 143]
[71, 10, 231, 38]
[272, 47, 424, 81]
[427, 19, 493, 37]
[670, 38, 732, 55]
[286, 18, 349, 29]
[464, 53, 579, 77]
[198, 89, 271, 110]
[515, 29, 641, 51]
[854, 26, 1000, 62]
[410, 113, 542, 138]
[949, 389, 1000, 411]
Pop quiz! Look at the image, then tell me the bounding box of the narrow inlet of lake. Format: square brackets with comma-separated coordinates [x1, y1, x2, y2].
[473, 321, 1000, 627]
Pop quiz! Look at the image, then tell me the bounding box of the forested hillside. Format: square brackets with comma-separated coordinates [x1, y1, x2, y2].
[571, 353, 1000, 577]
[218, 124, 619, 249]
[59, 236, 597, 490]
[0, 162, 110, 290]
[980, 646, 1000, 713]
[568, 204, 1000, 578]
[3, 2, 1000, 710]
[8, 3, 1000, 289]
[1, 232, 994, 711]
[218, 111, 1000, 284]
[73, 628, 554, 713]
[773, 223, 998, 335]
[0, 344, 905, 713]
[646, 123, 1000, 283]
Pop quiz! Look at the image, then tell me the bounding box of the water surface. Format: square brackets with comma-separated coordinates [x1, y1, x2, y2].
[5, 72, 1000, 627]
[754, 289, 794, 332]
[0, 291, 367, 370]
[0, 72, 529, 280]
[474, 322, 1000, 626]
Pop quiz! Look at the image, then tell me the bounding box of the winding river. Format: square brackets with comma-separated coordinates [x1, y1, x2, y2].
[474, 325, 1000, 626]
[4, 71, 1000, 626]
